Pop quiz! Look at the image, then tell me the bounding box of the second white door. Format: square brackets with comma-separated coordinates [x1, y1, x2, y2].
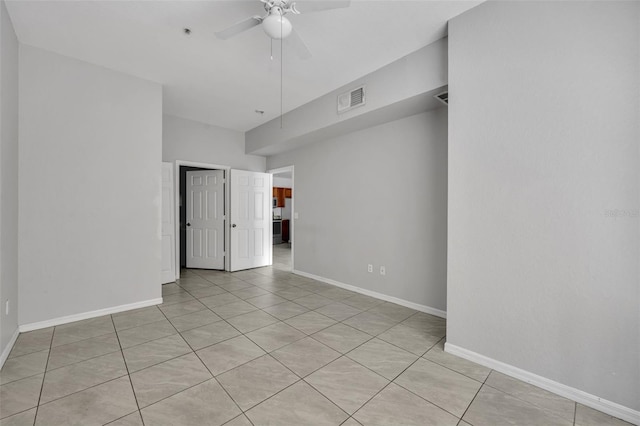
[186, 170, 225, 269]
[230, 169, 271, 272]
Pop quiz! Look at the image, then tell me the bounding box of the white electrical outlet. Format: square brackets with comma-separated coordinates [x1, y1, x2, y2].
[294, 212, 299, 219]
[367, 264, 373, 273]
[5, 300, 9, 316]
[380, 266, 386, 276]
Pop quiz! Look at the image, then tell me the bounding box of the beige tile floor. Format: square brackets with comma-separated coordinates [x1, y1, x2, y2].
[0, 244, 633, 425]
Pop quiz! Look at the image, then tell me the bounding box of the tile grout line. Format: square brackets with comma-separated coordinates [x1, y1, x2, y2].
[169, 284, 468, 386]
[122, 306, 225, 418]
[228, 260, 468, 422]
[154, 298, 249, 421]
[0, 356, 50, 387]
[129, 374, 214, 418]
[242, 375, 350, 423]
[29, 375, 131, 416]
[23, 325, 131, 376]
[455, 367, 490, 424]
[15, 328, 115, 364]
[221, 413, 255, 426]
[103, 411, 142, 426]
[13, 324, 139, 410]
[46, 348, 123, 375]
[184, 270, 357, 420]
[30, 324, 56, 426]
[479, 378, 577, 425]
[108, 314, 146, 426]
[310, 316, 439, 365]
[215, 326, 329, 380]
[225, 340, 352, 420]
[239, 327, 305, 357]
[376, 339, 478, 421]
[179, 266, 453, 416]
[24, 261, 462, 425]
[164, 274, 439, 381]
[168, 289, 297, 354]
[295, 324, 403, 419]
[5, 341, 51, 362]
[337, 338, 442, 422]
[301, 355, 382, 421]
[421, 336, 490, 383]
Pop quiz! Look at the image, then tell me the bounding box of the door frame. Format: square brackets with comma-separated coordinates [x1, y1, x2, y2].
[174, 160, 231, 279]
[268, 165, 294, 269]
[161, 162, 177, 284]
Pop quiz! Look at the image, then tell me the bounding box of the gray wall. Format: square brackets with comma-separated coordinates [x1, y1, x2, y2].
[0, 0, 19, 362]
[247, 38, 447, 156]
[19, 45, 163, 326]
[163, 114, 265, 172]
[268, 109, 448, 313]
[272, 177, 292, 188]
[448, 1, 639, 411]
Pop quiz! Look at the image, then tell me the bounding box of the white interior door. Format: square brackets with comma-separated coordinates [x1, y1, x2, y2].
[161, 163, 176, 283]
[186, 170, 225, 269]
[230, 170, 271, 272]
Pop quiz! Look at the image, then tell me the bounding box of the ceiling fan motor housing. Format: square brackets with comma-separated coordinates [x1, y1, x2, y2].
[262, 7, 293, 39]
[216, 0, 350, 54]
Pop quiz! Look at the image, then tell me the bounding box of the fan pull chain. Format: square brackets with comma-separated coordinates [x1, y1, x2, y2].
[270, 38, 273, 60]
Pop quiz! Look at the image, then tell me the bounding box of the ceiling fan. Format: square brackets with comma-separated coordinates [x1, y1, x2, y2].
[215, 0, 351, 59]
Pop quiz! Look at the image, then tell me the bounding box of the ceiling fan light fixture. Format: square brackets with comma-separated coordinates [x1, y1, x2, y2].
[262, 12, 292, 39]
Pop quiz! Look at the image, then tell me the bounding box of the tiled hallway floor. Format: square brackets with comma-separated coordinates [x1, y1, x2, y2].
[0, 247, 632, 425]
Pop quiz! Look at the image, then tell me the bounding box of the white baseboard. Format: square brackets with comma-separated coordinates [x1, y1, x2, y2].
[0, 328, 20, 369]
[292, 269, 446, 319]
[445, 343, 640, 425]
[18, 298, 163, 333]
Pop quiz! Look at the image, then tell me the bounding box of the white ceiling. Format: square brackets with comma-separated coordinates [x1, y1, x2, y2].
[6, 0, 480, 131]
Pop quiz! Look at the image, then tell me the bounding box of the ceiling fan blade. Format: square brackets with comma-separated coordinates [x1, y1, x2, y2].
[284, 28, 312, 60]
[295, 0, 351, 14]
[215, 16, 263, 40]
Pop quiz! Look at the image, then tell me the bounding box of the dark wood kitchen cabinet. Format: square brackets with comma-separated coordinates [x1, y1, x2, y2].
[273, 187, 285, 207]
[273, 187, 291, 207]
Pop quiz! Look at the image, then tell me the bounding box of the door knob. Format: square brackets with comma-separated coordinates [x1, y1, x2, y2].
[186, 223, 191, 227]
[232, 224, 237, 228]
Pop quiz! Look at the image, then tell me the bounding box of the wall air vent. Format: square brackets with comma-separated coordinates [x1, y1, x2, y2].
[435, 91, 449, 106]
[337, 86, 366, 114]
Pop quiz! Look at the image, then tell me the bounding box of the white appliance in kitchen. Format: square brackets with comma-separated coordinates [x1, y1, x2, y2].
[273, 220, 282, 244]
[273, 207, 282, 244]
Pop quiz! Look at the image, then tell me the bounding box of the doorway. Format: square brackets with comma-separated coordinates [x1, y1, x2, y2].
[269, 166, 294, 272]
[175, 161, 231, 276]
[179, 165, 227, 271]
[174, 161, 273, 277]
